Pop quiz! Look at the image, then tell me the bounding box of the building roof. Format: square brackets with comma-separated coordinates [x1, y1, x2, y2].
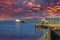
[46, 16, 60, 18]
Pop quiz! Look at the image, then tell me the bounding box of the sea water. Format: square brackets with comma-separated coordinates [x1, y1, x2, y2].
[0, 19, 44, 40]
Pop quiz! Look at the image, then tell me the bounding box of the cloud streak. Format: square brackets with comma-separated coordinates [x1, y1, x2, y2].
[0, 0, 60, 19]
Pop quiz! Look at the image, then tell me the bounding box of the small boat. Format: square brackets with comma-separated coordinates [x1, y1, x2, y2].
[20, 20, 24, 23]
[16, 19, 24, 23]
[16, 19, 21, 22]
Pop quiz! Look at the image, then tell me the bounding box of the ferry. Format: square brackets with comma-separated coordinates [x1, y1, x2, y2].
[16, 19, 24, 23]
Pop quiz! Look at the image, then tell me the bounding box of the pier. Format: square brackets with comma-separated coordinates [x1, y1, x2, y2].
[36, 16, 60, 40]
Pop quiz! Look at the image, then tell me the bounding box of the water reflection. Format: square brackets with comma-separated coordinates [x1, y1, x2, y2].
[34, 25, 46, 37]
[16, 22, 20, 33]
[35, 25, 41, 32]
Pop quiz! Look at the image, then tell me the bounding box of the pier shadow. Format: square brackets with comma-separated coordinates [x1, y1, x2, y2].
[51, 30, 60, 40]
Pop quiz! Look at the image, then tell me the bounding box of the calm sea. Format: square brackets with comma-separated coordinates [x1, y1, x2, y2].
[0, 19, 44, 40]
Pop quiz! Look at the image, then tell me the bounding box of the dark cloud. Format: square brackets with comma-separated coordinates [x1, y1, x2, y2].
[0, 0, 60, 19]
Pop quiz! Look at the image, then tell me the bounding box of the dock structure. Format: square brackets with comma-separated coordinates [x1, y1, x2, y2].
[45, 16, 60, 29]
[39, 28, 50, 40]
[38, 16, 60, 40]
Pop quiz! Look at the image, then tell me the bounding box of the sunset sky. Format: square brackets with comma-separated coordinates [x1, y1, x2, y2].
[0, 0, 60, 19]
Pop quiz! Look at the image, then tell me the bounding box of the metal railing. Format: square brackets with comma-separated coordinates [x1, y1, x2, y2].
[39, 27, 50, 40]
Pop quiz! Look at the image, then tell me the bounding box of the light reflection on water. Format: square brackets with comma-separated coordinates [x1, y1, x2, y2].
[0, 19, 44, 40]
[16, 22, 20, 33]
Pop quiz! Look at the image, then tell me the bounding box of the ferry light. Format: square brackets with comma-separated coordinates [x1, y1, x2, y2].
[16, 19, 20, 22]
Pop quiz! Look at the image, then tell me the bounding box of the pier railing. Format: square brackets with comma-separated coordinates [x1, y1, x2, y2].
[39, 28, 50, 40]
